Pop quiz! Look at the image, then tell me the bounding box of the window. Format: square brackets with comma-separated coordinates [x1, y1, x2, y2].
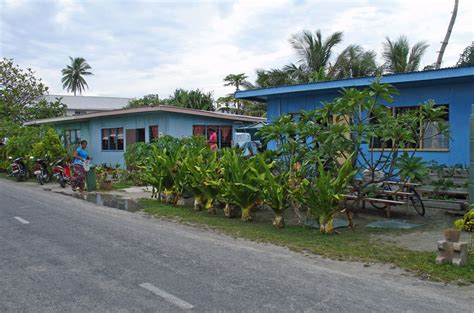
[370, 105, 449, 150]
[136, 128, 145, 143]
[149, 125, 159, 142]
[101, 128, 124, 151]
[193, 125, 233, 148]
[64, 129, 81, 147]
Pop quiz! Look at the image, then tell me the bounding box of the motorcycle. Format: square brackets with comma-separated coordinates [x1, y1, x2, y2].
[33, 158, 50, 185]
[51, 157, 71, 188]
[8, 157, 28, 181]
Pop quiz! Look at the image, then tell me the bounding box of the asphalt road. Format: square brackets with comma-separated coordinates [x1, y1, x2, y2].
[1, 179, 473, 313]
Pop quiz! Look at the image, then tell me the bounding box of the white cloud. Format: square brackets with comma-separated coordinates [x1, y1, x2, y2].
[2, 0, 473, 99]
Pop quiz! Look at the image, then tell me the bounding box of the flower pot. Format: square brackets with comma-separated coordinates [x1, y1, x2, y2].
[444, 228, 461, 242]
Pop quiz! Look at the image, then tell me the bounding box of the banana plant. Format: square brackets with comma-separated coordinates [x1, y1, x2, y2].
[298, 158, 356, 234]
[218, 149, 263, 221]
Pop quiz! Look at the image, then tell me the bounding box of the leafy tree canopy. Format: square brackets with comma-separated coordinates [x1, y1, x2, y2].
[126, 94, 161, 108]
[0, 58, 66, 138]
[127, 89, 214, 111]
[456, 43, 474, 67]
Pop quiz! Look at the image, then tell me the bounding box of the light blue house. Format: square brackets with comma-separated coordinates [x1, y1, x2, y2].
[236, 66, 474, 166]
[25, 105, 265, 166]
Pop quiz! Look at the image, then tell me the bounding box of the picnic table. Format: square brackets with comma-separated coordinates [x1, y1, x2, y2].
[344, 180, 425, 217]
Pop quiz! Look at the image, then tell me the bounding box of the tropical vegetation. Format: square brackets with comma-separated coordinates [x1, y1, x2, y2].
[0, 58, 66, 170]
[124, 82, 447, 234]
[456, 42, 474, 67]
[382, 36, 429, 73]
[61, 57, 93, 96]
[126, 88, 214, 111]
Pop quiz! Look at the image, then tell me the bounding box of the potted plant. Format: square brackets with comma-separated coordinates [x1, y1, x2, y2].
[444, 228, 462, 242]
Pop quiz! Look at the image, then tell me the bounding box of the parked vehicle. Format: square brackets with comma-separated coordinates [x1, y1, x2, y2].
[33, 158, 50, 185]
[8, 157, 28, 181]
[52, 157, 71, 188]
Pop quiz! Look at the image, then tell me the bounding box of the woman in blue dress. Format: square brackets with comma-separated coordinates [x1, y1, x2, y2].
[72, 140, 92, 192]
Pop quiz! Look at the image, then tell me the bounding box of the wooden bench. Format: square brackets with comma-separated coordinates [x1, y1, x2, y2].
[343, 194, 405, 217]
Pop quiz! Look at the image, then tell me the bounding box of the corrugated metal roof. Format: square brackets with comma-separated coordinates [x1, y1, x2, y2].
[24, 105, 266, 125]
[235, 66, 474, 102]
[44, 95, 131, 111]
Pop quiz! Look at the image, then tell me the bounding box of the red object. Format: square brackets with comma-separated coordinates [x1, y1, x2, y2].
[209, 131, 217, 144]
[64, 163, 71, 178]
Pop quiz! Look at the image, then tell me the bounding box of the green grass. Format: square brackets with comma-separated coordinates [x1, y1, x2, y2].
[111, 180, 135, 190]
[140, 199, 474, 285]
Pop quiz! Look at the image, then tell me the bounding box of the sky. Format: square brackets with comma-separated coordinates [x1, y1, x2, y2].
[1, 0, 473, 99]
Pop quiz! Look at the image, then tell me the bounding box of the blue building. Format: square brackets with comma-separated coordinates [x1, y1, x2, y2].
[236, 66, 474, 166]
[25, 105, 265, 166]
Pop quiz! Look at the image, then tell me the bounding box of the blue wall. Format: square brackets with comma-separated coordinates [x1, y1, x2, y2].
[266, 80, 474, 166]
[53, 111, 247, 166]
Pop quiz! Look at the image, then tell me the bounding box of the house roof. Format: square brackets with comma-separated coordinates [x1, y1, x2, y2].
[44, 95, 131, 111]
[24, 105, 266, 125]
[235, 66, 474, 102]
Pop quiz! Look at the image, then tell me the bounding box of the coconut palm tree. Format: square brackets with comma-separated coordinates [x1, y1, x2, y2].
[382, 36, 429, 73]
[165, 89, 214, 111]
[435, 0, 459, 69]
[252, 68, 297, 88]
[61, 57, 93, 96]
[223, 73, 250, 91]
[329, 45, 380, 79]
[288, 29, 343, 81]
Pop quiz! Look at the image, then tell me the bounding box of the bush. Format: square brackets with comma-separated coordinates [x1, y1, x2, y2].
[454, 207, 474, 232]
[2, 126, 65, 172]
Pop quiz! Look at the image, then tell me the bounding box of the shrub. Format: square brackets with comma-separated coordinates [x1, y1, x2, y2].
[454, 207, 474, 232]
[218, 149, 263, 221]
[297, 158, 356, 234]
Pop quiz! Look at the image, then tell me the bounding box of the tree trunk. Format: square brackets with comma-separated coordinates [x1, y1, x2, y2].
[435, 0, 459, 69]
[205, 198, 216, 214]
[272, 213, 285, 229]
[241, 205, 253, 222]
[223, 203, 238, 218]
[319, 217, 334, 234]
[193, 195, 204, 211]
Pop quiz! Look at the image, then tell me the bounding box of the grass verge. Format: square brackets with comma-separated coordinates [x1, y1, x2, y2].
[140, 199, 474, 285]
[111, 180, 135, 190]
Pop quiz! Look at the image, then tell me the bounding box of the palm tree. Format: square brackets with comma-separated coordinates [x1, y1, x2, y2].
[165, 89, 214, 111]
[329, 45, 379, 79]
[252, 69, 296, 88]
[61, 57, 93, 96]
[223, 73, 249, 91]
[288, 29, 343, 81]
[382, 36, 429, 73]
[435, 0, 459, 69]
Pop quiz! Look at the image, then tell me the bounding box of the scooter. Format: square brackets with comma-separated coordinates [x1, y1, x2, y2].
[33, 158, 50, 185]
[51, 157, 71, 188]
[8, 157, 28, 181]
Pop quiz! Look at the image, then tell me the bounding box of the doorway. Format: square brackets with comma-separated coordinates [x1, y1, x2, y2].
[126, 128, 146, 148]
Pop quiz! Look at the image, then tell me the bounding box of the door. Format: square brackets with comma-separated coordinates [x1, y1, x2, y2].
[126, 129, 136, 149]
